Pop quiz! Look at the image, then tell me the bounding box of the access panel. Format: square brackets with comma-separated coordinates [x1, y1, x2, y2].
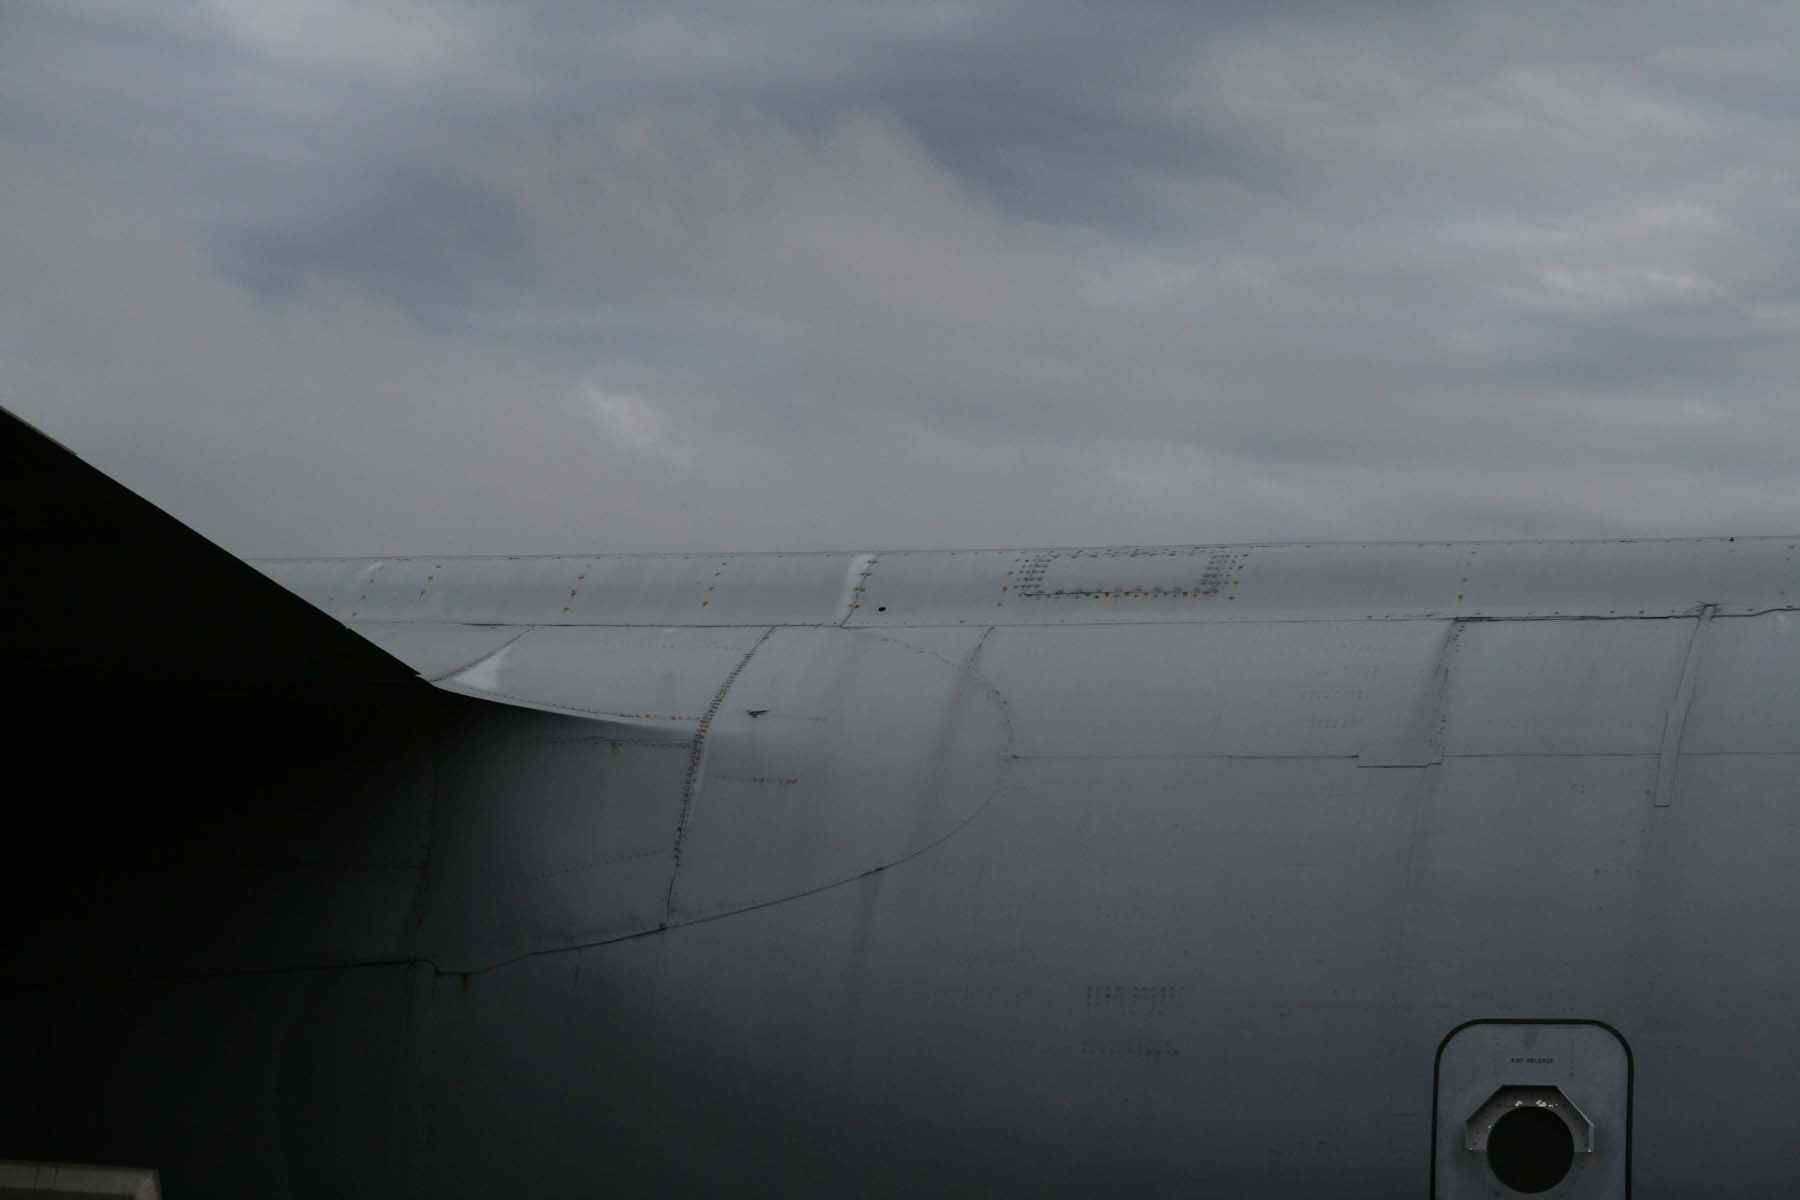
[1434, 1021, 1631, 1198]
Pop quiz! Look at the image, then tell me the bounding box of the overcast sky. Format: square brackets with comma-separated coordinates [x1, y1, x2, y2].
[5, 1, 1799, 555]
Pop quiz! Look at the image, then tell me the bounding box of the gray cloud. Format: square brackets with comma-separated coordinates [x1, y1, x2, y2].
[4, 0, 1799, 555]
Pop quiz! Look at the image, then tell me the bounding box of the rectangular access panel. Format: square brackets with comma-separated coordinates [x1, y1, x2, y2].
[1433, 1021, 1631, 1198]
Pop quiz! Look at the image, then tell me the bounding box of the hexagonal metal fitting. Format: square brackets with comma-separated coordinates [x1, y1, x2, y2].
[1464, 1085, 1595, 1154]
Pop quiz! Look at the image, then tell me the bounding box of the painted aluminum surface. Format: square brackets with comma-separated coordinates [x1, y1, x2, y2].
[11, 515, 1800, 1196]
[1435, 1023, 1630, 1198]
[257, 536, 1800, 628]
[233, 539, 1800, 1195]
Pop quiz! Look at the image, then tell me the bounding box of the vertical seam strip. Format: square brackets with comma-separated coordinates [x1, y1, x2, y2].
[1653, 603, 1716, 808]
[663, 626, 777, 921]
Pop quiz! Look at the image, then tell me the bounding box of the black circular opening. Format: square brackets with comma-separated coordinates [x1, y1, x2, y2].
[1486, 1105, 1574, 1194]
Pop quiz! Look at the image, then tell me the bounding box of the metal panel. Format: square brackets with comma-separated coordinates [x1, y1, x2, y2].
[348, 621, 525, 680]
[979, 620, 1456, 759]
[260, 537, 1800, 630]
[1683, 611, 1800, 753]
[260, 552, 858, 626]
[1215, 541, 1473, 620]
[418, 754, 1431, 1196]
[1018, 546, 1250, 599]
[1439, 619, 1694, 756]
[1434, 1022, 1629, 1198]
[255, 556, 392, 620]
[417, 704, 689, 971]
[335, 556, 592, 625]
[670, 626, 1008, 922]
[1626, 755, 1800, 1197]
[436, 625, 769, 727]
[1456, 537, 1792, 619]
[1395, 755, 1657, 1009]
